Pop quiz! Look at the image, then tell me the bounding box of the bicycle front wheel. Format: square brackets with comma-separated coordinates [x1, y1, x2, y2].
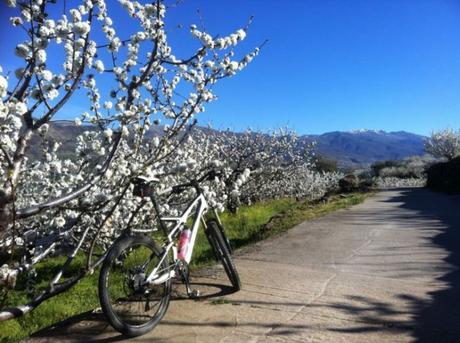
[98, 234, 171, 337]
[206, 221, 241, 291]
[207, 219, 233, 255]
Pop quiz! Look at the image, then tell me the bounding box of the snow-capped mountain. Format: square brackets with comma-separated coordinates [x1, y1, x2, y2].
[302, 130, 427, 169]
[28, 123, 427, 170]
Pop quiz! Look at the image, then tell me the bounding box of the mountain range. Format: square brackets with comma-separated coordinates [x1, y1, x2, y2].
[29, 123, 427, 170]
[302, 130, 427, 169]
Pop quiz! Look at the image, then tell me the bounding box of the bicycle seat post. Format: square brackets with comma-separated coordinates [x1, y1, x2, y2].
[133, 176, 169, 237]
[149, 193, 169, 238]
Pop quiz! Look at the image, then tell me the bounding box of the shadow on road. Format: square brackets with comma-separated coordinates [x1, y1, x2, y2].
[27, 280, 236, 342]
[322, 188, 460, 342]
[395, 188, 460, 342]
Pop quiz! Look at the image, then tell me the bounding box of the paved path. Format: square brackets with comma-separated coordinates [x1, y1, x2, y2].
[26, 188, 460, 342]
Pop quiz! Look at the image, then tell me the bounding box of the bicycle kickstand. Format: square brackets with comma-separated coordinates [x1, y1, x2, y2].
[178, 260, 200, 299]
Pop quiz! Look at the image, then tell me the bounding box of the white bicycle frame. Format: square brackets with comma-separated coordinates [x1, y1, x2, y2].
[145, 192, 209, 285]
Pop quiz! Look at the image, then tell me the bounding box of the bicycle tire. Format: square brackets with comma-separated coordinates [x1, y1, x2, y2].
[206, 221, 241, 291]
[99, 234, 171, 337]
[207, 219, 233, 255]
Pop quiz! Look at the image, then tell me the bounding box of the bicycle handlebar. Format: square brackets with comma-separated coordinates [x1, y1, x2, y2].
[156, 187, 173, 196]
[155, 170, 222, 197]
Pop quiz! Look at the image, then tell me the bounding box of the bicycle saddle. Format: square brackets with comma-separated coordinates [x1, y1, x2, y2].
[135, 176, 160, 184]
[133, 176, 160, 197]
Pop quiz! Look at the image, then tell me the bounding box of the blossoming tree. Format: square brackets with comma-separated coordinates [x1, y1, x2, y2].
[425, 129, 460, 160]
[0, 0, 344, 325]
[173, 128, 342, 211]
[0, 0, 260, 321]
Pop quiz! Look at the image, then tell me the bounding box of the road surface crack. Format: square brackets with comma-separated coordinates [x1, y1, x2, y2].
[256, 272, 338, 341]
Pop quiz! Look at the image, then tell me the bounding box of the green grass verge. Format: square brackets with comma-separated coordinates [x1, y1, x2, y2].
[0, 192, 368, 343]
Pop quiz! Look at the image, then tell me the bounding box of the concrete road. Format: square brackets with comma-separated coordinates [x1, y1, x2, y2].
[25, 188, 460, 342]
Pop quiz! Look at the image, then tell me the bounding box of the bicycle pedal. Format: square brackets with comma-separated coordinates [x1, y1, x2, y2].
[189, 289, 200, 299]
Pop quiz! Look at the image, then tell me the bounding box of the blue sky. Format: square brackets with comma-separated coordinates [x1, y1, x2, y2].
[1, 0, 460, 136]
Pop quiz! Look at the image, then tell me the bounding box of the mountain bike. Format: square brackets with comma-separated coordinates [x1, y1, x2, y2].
[98, 171, 240, 337]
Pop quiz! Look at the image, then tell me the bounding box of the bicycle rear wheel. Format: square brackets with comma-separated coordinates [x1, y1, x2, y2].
[99, 234, 171, 337]
[206, 221, 241, 291]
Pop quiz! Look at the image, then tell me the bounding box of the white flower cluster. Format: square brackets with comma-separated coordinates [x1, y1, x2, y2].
[191, 26, 247, 50]
[0, 264, 18, 289]
[0, 75, 8, 97]
[0, 74, 26, 154]
[93, 60, 105, 73]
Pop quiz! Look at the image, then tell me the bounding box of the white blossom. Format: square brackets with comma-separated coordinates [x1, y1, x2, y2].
[46, 89, 59, 100]
[0, 264, 18, 289]
[69, 9, 82, 22]
[236, 29, 246, 41]
[10, 16, 22, 26]
[38, 123, 49, 134]
[228, 61, 238, 72]
[13, 101, 27, 115]
[41, 70, 53, 81]
[73, 21, 90, 36]
[103, 128, 113, 138]
[36, 49, 47, 64]
[54, 216, 66, 228]
[0, 75, 7, 97]
[15, 43, 30, 58]
[93, 60, 105, 73]
[39, 26, 50, 38]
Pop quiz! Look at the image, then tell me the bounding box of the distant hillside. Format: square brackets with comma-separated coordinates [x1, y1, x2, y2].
[28, 123, 427, 169]
[302, 130, 426, 169]
[28, 121, 90, 159]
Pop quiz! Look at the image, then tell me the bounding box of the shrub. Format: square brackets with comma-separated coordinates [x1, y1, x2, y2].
[426, 157, 460, 194]
[371, 155, 436, 179]
[374, 177, 426, 189]
[313, 156, 338, 173]
[339, 174, 360, 193]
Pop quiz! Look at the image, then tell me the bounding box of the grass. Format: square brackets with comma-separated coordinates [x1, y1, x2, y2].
[0, 192, 368, 343]
[190, 197, 297, 267]
[209, 297, 232, 305]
